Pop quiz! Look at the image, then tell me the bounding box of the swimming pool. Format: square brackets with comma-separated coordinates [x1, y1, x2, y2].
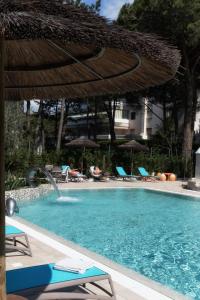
[18, 188, 200, 299]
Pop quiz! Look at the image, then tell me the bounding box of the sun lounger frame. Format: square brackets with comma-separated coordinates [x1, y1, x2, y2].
[7, 264, 116, 299]
[6, 227, 32, 256]
[137, 167, 158, 182]
[116, 166, 138, 181]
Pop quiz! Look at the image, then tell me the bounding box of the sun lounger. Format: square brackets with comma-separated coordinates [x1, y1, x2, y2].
[6, 225, 32, 256]
[116, 166, 138, 181]
[62, 165, 87, 182]
[51, 166, 64, 183]
[7, 263, 116, 299]
[89, 166, 102, 180]
[138, 167, 158, 181]
[89, 166, 109, 182]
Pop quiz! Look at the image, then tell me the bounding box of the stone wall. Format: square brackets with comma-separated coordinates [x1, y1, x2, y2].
[5, 185, 50, 203]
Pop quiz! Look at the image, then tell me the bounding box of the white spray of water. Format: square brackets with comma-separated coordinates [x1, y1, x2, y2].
[56, 196, 80, 203]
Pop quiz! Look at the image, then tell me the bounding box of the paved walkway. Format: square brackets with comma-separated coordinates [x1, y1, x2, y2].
[6, 180, 197, 300]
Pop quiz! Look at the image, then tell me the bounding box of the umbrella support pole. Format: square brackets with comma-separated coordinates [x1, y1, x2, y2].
[0, 38, 6, 300]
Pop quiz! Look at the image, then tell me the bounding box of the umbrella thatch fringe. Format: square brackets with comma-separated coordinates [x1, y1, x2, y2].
[118, 140, 149, 152]
[5, 52, 175, 100]
[65, 137, 100, 148]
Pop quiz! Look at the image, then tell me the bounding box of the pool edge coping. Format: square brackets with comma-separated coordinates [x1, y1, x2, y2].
[56, 184, 200, 198]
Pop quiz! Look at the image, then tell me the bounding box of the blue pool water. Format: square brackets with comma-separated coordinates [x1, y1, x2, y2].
[18, 188, 200, 299]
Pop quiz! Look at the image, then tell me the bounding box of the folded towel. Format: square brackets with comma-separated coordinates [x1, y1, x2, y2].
[54, 257, 94, 274]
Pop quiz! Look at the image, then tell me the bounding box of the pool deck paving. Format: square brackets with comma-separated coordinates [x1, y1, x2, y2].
[6, 179, 197, 300]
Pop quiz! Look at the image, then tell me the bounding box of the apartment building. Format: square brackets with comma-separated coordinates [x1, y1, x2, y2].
[65, 98, 163, 140]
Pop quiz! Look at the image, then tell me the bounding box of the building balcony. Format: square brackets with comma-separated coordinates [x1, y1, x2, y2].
[115, 118, 129, 129]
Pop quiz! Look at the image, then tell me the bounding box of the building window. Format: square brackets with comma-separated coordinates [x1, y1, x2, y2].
[122, 110, 129, 119]
[130, 112, 136, 120]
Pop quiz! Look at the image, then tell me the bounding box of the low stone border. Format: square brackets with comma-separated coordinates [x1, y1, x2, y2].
[5, 185, 50, 202]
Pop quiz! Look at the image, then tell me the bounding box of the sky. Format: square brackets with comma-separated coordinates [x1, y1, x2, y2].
[84, 0, 134, 20]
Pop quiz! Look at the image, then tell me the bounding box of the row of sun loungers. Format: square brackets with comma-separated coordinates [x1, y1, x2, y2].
[116, 166, 159, 181]
[5, 225, 116, 299]
[48, 164, 159, 183]
[48, 165, 86, 182]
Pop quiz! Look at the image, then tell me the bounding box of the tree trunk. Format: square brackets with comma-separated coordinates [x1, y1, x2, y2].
[86, 99, 90, 139]
[26, 100, 31, 158]
[54, 100, 58, 148]
[182, 48, 196, 175]
[104, 100, 116, 143]
[56, 99, 65, 153]
[41, 102, 45, 153]
[63, 101, 70, 139]
[42, 127, 45, 153]
[0, 38, 6, 300]
[34, 100, 45, 154]
[172, 97, 179, 137]
[182, 81, 195, 156]
[162, 97, 167, 134]
[93, 98, 98, 141]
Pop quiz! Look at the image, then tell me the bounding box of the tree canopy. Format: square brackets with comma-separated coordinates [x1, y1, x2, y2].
[118, 0, 200, 167]
[118, 0, 200, 70]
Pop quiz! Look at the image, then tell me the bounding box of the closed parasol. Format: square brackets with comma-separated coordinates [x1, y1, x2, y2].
[118, 140, 149, 174]
[65, 137, 100, 172]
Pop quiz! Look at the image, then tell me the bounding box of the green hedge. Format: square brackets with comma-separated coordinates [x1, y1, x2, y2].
[5, 147, 189, 189]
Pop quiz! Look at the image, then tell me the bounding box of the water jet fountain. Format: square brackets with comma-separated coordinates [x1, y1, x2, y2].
[27, 168, 79, 202]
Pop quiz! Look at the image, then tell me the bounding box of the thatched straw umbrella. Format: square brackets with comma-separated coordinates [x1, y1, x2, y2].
[65, 137, 100, 149]
[1, 1, 181, 102]
[118, 140, 149, 174]
[65, 137, 100, 172]
[0, 0, 181, 297]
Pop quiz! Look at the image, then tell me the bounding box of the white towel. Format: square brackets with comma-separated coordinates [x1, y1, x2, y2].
[54, 257, 94, 274]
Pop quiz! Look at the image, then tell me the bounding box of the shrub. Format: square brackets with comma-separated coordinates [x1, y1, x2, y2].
[5, 172, 26, 191]
[5, 146, 189, 181]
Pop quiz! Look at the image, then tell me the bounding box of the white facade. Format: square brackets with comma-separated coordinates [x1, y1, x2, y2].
[194, 111, 200, 133]
[114, 98, 163, 139]
[66, 98, 163, 140]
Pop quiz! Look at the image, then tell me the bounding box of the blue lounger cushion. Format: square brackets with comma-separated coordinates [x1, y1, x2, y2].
[138, 167, 149, 177]
[7, 263, 108, 293]
[116, 166, 137, 178]
[61, 165, 70, 173]
[6, 225, 24, 235]
[116, 167, 131, 176]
